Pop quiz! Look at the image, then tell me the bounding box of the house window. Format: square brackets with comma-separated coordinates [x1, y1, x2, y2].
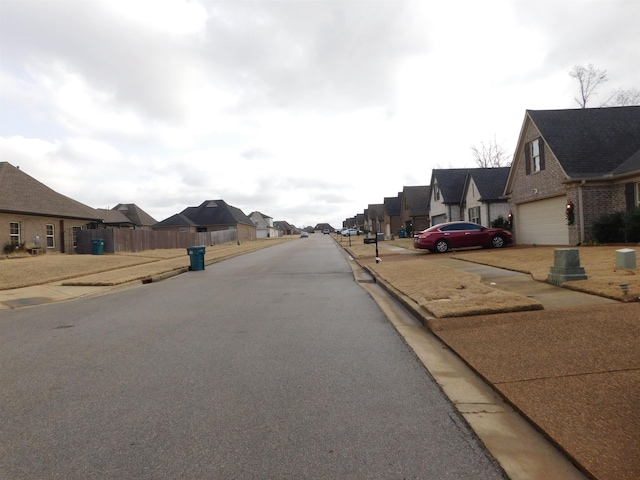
[531, 139, 541, 172]
[525, 138, 545, 175]
[10, 222, 20, 245]
[434, 184, 440, 201]
[72, 226, 82, 248]
[46, 224, 55, 248]
[468, 206, 481, 224]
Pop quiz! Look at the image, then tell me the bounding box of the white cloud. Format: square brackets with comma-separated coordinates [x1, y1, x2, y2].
[1, 0, 638, 229]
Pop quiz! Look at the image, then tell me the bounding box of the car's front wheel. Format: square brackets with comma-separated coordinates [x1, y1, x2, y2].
[435, 239, 449, 253]
[491, 235, 505, 248]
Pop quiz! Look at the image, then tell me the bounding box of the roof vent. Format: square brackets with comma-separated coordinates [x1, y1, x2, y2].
[206, 201, 219, 208]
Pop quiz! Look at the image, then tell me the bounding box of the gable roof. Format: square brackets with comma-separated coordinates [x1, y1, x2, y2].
[403, 185, 430, 216]
[152, 213, 198, 228]
[274, 220, 293, 231]
[367, 203, 384, 221]
[314, 222, 334, 230]
[180, 200, 254, 227]
[249, 211, 272, 220]
[384, 194, 402, 216]
[432, 168, 472, 204]
[0, 161, 101, 220]
[528, 106, 640, 178]
[466, 167, 511, 201]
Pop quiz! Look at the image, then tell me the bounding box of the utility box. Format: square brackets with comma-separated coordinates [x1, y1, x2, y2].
[616, 248, 637, 269]
[91, 239, 104, 255]
[187, 246, 206, 271]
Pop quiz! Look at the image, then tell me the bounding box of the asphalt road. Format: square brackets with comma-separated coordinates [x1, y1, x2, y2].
[0, 234, 506, 479]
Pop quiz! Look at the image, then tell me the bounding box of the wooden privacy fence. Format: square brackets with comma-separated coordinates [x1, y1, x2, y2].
[76, 229, 238, 254]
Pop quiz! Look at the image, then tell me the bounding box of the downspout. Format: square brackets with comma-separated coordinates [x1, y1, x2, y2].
[486, 202, 491, 226]
[578, 180, 585, 243]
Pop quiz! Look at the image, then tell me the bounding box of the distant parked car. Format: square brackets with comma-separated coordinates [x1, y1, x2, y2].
[323, 228, 330, 234]
[342, 228, 360, 236]
[300, 231, 309, 238]
[413, 221, 512, 253]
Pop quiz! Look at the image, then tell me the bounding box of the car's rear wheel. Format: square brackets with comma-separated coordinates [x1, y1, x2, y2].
[435, 239, 449, 253]
[491, 235, 505, 248]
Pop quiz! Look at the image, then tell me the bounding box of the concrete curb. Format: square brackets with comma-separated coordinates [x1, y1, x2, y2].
[345, 246, 594, 480]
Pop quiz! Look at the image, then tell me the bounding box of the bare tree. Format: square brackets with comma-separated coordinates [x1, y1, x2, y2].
[471, 136, 510, 168]
[602, 87, 640, 107]
[569, 64, 608, 108]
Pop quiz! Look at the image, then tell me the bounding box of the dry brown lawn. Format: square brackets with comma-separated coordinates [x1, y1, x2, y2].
[337, 235, 640, 317]
[0, 238, 294, 290]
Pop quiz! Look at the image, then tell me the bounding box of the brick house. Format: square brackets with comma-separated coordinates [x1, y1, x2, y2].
[503, 106, 640, 245]
[365, 204, 384, 234]
[383, 193, 403, 239]
[429, 168, 473, 225]
[249, 211, 279, 238]
[153, 199, 257, 241]
[400, 185, 430, 235]
[462, 167, 512, 227]
[0, 162, 103, 253]
[274, 220, 296, 235]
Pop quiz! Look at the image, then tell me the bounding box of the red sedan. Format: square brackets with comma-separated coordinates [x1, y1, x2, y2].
[413, 221, 512, 253]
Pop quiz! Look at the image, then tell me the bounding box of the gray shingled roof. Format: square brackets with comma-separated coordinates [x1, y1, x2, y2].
[432, 169, 471, 203]
[467, 167, 510, 201]
[403, 186, 430, 216]
[384, 194, 402, 216]
[274, 220, 293, 231]
[96, 208, 132, 224]
[367, 204, 384, 221]
[179, 200, 254, 227]
[0, 162, 102, 220]
[528, 106, 640, 178]
[153, 213, 197, 228]
[112, 203, 157, 226]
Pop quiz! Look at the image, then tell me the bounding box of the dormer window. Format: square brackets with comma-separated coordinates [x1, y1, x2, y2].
[525, 138, 545, 175]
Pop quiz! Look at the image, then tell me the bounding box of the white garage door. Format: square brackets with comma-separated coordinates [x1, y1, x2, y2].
[432, 214, 447, 225]
[517, 196, 569, 245]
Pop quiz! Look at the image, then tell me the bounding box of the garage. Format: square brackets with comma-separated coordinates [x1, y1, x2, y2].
[431, 214, 447, 226]
[516, 196, 569, 245]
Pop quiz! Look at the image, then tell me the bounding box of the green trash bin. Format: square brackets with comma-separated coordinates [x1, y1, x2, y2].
[91, 239, 104, 255]
[398, 228, 406, 238]
[187, 246, 206, 271]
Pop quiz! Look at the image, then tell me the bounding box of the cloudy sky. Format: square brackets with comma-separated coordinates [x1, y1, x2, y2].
[1, 0, 639, 229]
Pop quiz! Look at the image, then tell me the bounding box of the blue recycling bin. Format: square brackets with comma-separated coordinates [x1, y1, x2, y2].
[398, 228, 406, 238]
[91, 239, 104, 255]
[186, 246, 206, 271]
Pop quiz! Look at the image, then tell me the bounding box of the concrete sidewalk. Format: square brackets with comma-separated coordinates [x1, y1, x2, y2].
[359, 250, 639, 480]
[1, 249, 638, 480]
